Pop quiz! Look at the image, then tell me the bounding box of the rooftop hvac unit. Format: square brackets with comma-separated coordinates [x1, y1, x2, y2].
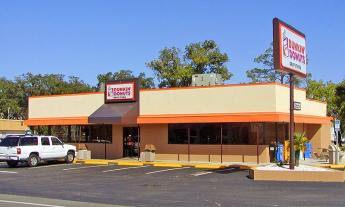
[191, 74, 224, 86]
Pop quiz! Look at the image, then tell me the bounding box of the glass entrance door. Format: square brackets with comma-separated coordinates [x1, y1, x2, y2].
[123, 127, 139, 157]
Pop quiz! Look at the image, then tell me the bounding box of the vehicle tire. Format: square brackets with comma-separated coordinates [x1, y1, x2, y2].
[28, 154, 39, 167]
[6, 161, 18, 168]
[65, 151, 75, 163]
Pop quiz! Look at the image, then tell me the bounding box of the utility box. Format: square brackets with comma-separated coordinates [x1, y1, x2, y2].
[192, 74, 223, 86]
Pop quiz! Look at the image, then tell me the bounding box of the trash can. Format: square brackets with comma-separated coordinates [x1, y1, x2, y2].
[303, 142, 312, 159]
[328, 144, 339, 164]
[275, 143, 284, 162]
[77, 150, 91, 160]
[139, 144, 156, 162]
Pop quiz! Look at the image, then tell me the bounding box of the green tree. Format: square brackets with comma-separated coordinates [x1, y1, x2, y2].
[146, 47, 192, 88]
[0, 78, 22, 119]
[246, 44, 304, 86]
[97, 69, 154, 89]
[185, 40, 232, 80]
[335, 80, 345, 134]
[306, 78, 337, 116]
[1, 73, 93, 119]
[147, 40, 232, 88]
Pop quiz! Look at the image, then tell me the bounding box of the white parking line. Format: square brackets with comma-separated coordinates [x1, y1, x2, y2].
[0, 199, 65, 207]
[0, 171, 18, 174]
[145, 167, 190, 175]
[28, 163, 75, 169]
[103, 165, 148, 173]
[191, 171, 213, 176]
[63, 165, 111, 171]
[191, 168, 236, 177]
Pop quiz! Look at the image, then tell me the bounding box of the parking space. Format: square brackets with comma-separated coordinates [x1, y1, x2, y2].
[0, 162, 247, 182]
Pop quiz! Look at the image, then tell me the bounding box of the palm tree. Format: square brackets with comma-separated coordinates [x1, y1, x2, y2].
[294, 132, 309, 166]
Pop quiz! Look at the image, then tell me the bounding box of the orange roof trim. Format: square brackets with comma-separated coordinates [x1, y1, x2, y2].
[25, 113, 331, 126]
[24, 117, 89, 126]
[137, 113, 332, 124]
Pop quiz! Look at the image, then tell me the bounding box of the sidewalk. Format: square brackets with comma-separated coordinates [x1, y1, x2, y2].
[299, 158, 345, 170]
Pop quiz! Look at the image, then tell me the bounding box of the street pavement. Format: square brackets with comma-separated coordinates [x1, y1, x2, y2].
[0, 194, 127, 207]
[0, 162, 344, 207]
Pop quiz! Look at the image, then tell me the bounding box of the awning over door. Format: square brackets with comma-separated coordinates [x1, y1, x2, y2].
[88, 102, 139, 124]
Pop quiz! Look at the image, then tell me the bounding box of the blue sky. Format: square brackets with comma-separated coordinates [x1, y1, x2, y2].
[1, 0, 344, 86]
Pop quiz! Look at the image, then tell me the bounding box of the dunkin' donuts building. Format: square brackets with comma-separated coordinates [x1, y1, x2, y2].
[25, 80, 331, 163]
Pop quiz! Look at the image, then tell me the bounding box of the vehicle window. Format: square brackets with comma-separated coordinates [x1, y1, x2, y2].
[51, 137, 62, 145]
[41, 137, 50, 146]
[20, 137, 38, 146]
[0, 137, 20, 147]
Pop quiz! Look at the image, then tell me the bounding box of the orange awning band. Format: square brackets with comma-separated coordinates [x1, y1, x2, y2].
[137, 112, 332, 124]
[24, 117, 89, 126]
[24, 113, 332, 126]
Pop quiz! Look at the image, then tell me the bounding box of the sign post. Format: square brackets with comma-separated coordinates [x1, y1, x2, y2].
[289, 73, 295, 169]
[273, 18, 307, 170]
[335, 120, 341, 132]
[334, 119, 340, 164]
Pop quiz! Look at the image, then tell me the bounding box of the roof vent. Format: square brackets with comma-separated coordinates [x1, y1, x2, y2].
[191, 74, 223, 87]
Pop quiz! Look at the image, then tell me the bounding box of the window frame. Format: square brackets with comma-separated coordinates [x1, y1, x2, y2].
[19, 137, 39, 146]
[41, 137, 51, 146]
[51, 137, 63, 146]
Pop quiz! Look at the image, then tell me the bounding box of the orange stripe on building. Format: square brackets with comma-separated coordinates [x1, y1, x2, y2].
[137, 112, 332, 124]
[25, 113, 331, 126]
[24, 117, 89, 126]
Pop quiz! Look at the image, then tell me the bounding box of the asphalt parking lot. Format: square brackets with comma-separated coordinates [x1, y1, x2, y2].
[0, 162, 344, 207]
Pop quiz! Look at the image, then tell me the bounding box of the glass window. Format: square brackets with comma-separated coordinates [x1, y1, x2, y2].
[51, 137, 62, 145]
[168, 124, 221, 144]
[199, 124, 221, 144]
[20, 137, 38, 146]
[50, 125, 112, 143]
[168, 124, 188, 144]
[41, 137, 50, 146]
[51, 126, 68, 142]
[168, 123, 279, 145]
[0, 137, 20, 147]
[90, 125, 112, 143]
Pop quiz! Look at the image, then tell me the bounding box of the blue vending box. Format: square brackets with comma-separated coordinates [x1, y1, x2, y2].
[275, 143, 284, 162]
[304, 142, 312, 159]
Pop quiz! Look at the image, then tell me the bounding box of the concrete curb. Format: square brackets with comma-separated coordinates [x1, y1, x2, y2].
[118, 162, 144, 166]
[250, 168, 344, 182]
[75, 159, 258, 170]
[82, 160, 109, 165]
[315, 163, 345, 170]
[153, 163, 183, 168]
[330, 164, 345, 169]
[194, 164, 225, 169]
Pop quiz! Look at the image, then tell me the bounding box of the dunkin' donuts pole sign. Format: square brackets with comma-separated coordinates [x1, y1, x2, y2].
[105, 81, 136, 103]
[273, 18, 307, 78]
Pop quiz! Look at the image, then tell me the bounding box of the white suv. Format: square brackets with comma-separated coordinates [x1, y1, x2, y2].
[0, 135, 76, 167]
